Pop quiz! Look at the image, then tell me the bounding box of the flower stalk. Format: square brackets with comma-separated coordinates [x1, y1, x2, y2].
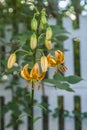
[31, 81, 34, 130]
[7, 4, 67, 130]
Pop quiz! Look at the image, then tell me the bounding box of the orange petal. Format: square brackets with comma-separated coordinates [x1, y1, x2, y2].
[38, 84, 41, 90]
[21, 64, 30, 81]
[30, 63, 39, 80]
[55, 50, 65, 64]
[47, 54, 56, 67]
[38, 72, 46, 81]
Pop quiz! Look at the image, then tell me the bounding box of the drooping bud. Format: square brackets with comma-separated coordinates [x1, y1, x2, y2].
[46, 26, 52, 40]
[39, 22, 45, 30]
[30, 33, 37, 49]
[41, 15, 47, 25]
[41, 56, 48, 72]
[31, 17, 38, 31]
[45, 39, 52, 50]
[7, 53, 16, 69]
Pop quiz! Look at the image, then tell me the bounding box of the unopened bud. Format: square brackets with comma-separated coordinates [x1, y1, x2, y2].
[41, 56, 48, 72]
[30, 33, 37, 49]
[31, 17, 38, 31]
[45, 39, 52, 50]
[46, 26, 52, 40]
[40, 22, 45, 30]
[7, 53, 16, 69]
[41, 15, 47, 25]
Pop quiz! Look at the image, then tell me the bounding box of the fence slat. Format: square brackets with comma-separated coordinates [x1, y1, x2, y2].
[74, 96, 82, 130]
[0, 97, 5, 130]
[42, 96, 49, 130]
[58, 96, 64, 130]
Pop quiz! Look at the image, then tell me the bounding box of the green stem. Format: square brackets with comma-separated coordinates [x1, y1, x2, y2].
[15, 49, 32, 55]
[31, 82, 34, 130]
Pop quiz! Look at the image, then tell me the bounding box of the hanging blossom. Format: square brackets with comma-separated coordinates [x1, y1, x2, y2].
[7, 50, 67, 89]
[20, 56, 48, 90]
[47, 50, 67, 73]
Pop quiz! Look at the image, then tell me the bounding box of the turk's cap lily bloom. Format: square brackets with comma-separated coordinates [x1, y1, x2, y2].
[21, 63, 46, 82]
[47, 50, 67, 72]
[7, 53, 16, 69]
[55, 50, 65, 64]
[41, 56, 48, 72]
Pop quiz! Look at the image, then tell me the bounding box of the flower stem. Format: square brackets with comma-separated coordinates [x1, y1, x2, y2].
[31, 82, 34, 130]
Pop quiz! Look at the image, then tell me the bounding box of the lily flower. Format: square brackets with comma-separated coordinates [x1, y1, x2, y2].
[55, 50, 65, 64]
[47, 50, 67, 73]
[21, 63, 46, 89]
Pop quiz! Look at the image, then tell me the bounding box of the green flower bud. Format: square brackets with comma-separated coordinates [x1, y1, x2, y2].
[41, 15, 47, 25]
[30, 33, 37, 49]
[31, 17, 38, 31]
[40, 22, 45, 30]
[46, 26, 52, 40]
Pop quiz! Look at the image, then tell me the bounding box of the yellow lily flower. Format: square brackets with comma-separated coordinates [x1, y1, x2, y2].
[21, 63, 46, 82]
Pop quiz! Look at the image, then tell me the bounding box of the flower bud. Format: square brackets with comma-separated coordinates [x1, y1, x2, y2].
[41, 15, 47, 25]
[46, 26, 52, 40]
[31, 17, 38, 31]
[41, 56, 48, 72]
[30, 33, 37, 49]
[45, 39, 52, 50]
[40, 22, 45, 30]
[7, 53, 16, 69]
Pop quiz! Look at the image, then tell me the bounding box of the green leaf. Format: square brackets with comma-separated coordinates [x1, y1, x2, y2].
[56, 82, 74, 92]
[54, 35, 69, 42]
[53, 73, 65, 81]
[33, 116, 42, 124]
[51, 25, 69, 36]
[34, 103, 47, 111]
[16, 114, 32, 122]
[43, 79, 74, 92]
[65, 75, 83, 84]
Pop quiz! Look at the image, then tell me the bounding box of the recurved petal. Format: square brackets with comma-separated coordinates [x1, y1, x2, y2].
[47, 54, 56, 67]
[30, 63, 39, 80]
[21, 64, 30, 81]
[38, 72, 46, 81]
[55, 50, 65, 64]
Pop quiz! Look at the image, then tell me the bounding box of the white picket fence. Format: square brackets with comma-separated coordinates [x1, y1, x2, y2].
[0, 15, 87, 130]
